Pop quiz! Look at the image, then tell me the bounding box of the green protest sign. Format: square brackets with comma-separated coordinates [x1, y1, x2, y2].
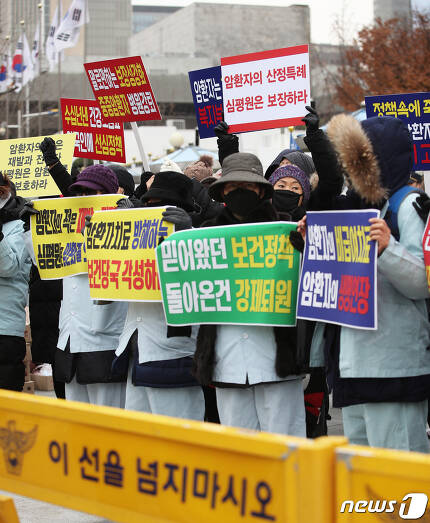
[156, 222, 301, 326]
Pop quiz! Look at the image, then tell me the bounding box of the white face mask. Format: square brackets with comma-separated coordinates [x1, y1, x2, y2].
[0, 192, 11, 209]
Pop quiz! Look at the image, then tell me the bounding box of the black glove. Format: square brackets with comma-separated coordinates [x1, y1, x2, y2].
[302, 105, 320, 134]
[162, 207, 192, 231]
[19, 200, 39, 232]
[214, 120, 229, 138]
[116, 197, 134, 209]
[39, 137, 59, 167]
[289, 230, 305, 253]
[412, 193, 430, 224]
[214, 121, 239, 165]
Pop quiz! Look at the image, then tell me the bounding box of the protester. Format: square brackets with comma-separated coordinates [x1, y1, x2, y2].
[193, 152, 306, 436]
[0, 173, 31, 391]
[215, 106, 343, 214]
[308, 115, 430, 453]
[112, 170, 205, 420]
[23, 148, 130, 406]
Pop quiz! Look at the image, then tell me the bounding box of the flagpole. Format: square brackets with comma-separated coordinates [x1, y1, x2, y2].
[5, 35, 10, 139]
[20, 20, 25, 138]
[38, 3, 43, 136]
[57, 3, 62, 132]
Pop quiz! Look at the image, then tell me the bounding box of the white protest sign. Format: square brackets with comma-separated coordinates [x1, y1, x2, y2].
[221, 45, 310, 133]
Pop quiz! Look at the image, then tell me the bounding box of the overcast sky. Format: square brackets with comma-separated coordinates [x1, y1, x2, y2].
[132, 0, 429, 44]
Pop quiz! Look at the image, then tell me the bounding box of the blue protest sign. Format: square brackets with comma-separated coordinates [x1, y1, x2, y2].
[188, 66, 223, 139]
[365, 92, 430, 171]
[296, 210, 379, 329]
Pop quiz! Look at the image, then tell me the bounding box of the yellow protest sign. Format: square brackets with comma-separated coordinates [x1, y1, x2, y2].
[86, 207, 174, 301]
[0, 390, 345, 523]
[335, 444, 430, 521]
[0, 133, 76, 198]
[31, 195, 121, 279]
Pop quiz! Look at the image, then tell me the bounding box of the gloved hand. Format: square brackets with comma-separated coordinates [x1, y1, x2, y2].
[214, 120, 229, 138]
[289, 230, 305, 253]
[214, 121, 239, 165]
[302, 105, 320, 134]
[19, 200, 39, 232]
[39, 137, 59, 167]
[412, 193, 430, 224]
[162, 207, 192, 231]
[116, 197, 134, 209]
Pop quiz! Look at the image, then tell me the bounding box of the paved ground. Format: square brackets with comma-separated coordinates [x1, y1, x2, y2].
[4, 389, 343, 522]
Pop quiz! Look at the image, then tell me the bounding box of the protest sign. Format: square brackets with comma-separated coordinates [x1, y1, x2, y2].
[296, 210, 379, 330]
[84, 56, 162, 124]
[61, 98, 126, 163]
[85, 207, 174, 301]
[156, 222, 301, 326]
[31, 195, 121, 280]
[0, 133, 75, 198]
[221, 45, 310, 134]
[365, 92, 430, 171]
[188, 66, 223, 139]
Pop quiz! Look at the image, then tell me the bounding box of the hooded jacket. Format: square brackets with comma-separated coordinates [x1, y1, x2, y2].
[310, 115, 430, 406]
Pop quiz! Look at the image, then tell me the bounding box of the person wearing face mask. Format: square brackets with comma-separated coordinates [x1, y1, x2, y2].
[0, 173, 32, 392]
[215, 106, 343, 213]
[112, 167, 205, 421]
[193, 152, 307, 436]
[268, 164, 310, 222]
[307, 114, 430, 452]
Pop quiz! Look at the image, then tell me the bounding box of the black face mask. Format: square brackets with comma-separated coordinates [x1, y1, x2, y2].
[224, 188, 261, 217]
[272, 190, 302, 212]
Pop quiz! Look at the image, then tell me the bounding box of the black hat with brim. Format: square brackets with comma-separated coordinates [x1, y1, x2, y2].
[142, 171, 196, 212]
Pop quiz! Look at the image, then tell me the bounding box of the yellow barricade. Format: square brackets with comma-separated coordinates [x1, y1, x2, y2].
[0, 390, 345, 523]
[0, 495, 19, 523]
[335, 444, 430, 521]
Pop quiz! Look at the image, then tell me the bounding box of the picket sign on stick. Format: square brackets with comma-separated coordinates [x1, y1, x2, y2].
[131, 121, 149, 172]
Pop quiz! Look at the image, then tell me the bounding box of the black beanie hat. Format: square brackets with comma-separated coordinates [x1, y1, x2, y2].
[142, 171, 195, 212]
[105, 163, 135, 196]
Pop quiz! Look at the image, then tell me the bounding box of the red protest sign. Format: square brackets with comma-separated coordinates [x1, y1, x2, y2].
[221, 45, 310, 134]
[84, 56, 162, 124]
[61, 98, 126, 163]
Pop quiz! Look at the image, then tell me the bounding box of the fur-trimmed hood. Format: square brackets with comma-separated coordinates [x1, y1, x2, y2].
[327, 115, 413, 203]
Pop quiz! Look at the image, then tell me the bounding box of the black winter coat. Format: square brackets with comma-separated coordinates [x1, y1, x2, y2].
[29, 265, 62, 364]
[193, 201, 309, 386]
[189, 178, 223, 227]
